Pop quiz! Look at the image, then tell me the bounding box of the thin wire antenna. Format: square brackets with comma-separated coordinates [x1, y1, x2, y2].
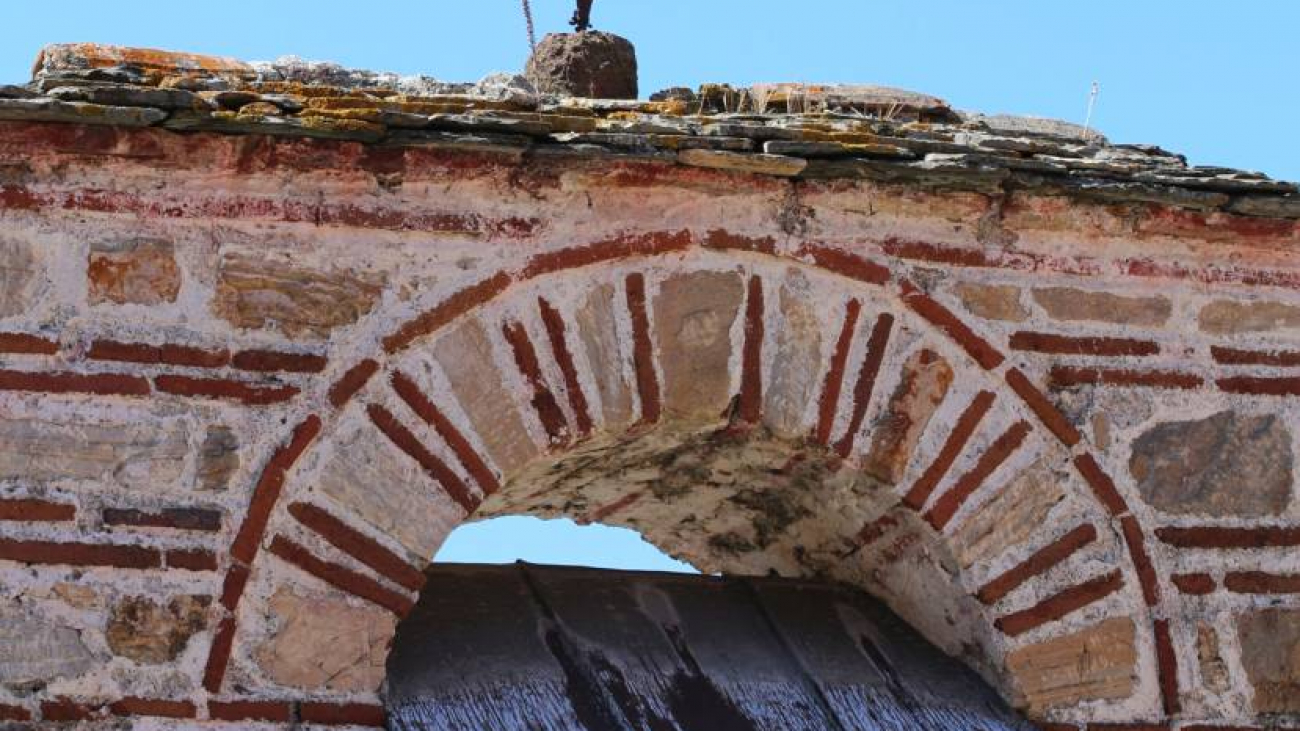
[1082, 81, 1100, 138]
[522, 0, 537, 50]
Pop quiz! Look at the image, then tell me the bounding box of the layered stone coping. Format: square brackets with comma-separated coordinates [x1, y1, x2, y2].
[0, 43, 1294, 220]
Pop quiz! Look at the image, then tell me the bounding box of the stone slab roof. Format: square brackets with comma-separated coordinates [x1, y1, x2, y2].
[3, 42, 1296, 219]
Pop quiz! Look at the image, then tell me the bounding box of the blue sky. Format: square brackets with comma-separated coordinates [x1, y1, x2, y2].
[5, 1, 1295, 569]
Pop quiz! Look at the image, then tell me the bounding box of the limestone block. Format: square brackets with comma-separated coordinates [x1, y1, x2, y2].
[0, 418, 188, 488]
[196, 425, 239, 491]
[433, 318, 539, 476]
[254, 588, 395, 693]
[1005, 617, 1137, 715]
[87, 238, 181, 306]
[954, 282, 1028, 322]
[1032, 287, 1171, 326]
[574, 283, 633, 430]
[1130, 410, 1292, 517]
[653, 271, 744, 421]
[213, 254, 383, 338]
[1199, 299, 1300, 335]
[0, 234, 42, 318]
[763, 272, 824, 436]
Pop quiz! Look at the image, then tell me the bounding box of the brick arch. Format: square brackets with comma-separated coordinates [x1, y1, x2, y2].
[199, 239, 1174, 727]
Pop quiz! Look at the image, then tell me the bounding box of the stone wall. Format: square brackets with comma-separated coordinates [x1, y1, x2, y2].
[0, 48, 1299, 729]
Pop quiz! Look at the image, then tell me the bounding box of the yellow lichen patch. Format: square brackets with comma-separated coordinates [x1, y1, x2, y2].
[388, 95, 527, 112]
[252, 82, 376, 99]
[39, 43, 255, 77]
[297, 114, 386, 135]
[642, 100, 688, 116]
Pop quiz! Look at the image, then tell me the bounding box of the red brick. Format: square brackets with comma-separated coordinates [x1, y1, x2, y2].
[702, 229, 777, 254]
[0, 332, 58, 355]
[834, 313, 894, 457]
[202, 616, 237, 693]
[87, 339, 229, 368]
[383, 271, 513, 354]
[800, 243, 891, 285]
[289, 501, 426, 592]
[207, 699, 292, 722]
[1049, 366, 1203, 390]
[0, 703, 30, 721]
[1211, 345, 1300, 367]
[229, 415, 322, 564]
[814, 299, 862, 446]
[0, 538, 160, 569]
[1171, 573, 1216, 595]
[1217, 375, 1300, 396]
[522, 231, 692, 279]
[625, 272, 661, 424]
[1121, 515, 1161, 607]
[880, 237, 1024, 269]
[853, 512, 901, 549]
[977, 524, 1097, 605]
[391, 370, 500, 495]
[736, 276, 765, 424]
[1085, 725, 1169, 731]
[102, 506, 222, 531]
[165, 548, 218, 572]
[1180, 726, 1264, 731]
[502, 319, 570, 445]
[1010, 332, 1159, 357]
[994, 570, 1124, 637]
[219, 563, 250, 611]
[926, 420, 1031, 531]
[1224, 571, 1300, 594]
[108, 697, 196, 719]
[899, 280, 1004, 370]
[1034, 724, 1079, 731]
[903, 390, 996, 510]
[1006, 367, 1082, 447]
[154, 374, 298, 405]
[583, 491, 644, 524]
[1156, 525, 1300, 549]
[0, 497, 75, 522]
[538, 297, 594, 436]
[269, 535, 415, 616]
[0, 368, 150, 396]
[41, 698, 104, 722]
[1072, 453, 1129, 517]
[1153, 618, 1181, 715]
[231, 348, 327, 373]
[300, 701, 387, 727]
[329, 358, 380, 408]
[368, 403, 478, 513]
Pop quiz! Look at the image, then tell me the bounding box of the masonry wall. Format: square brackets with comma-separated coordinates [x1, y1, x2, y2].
[0, 118, 1298, 729]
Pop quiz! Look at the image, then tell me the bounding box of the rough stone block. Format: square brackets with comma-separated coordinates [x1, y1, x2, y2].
[863, 349, 953, 485]
[254, 588, 395, 693]
[1005, 617, 1137, 714]
[213, 254, 383, 338]
[1236, 608, 1300, 713]
[0, 607, 94, 685]
[951, 460, 1066, 568]
[574, 283, 633, 430]
[763, 271, 824, 436]
[318, 425, 462, 561]
[1199, 299, 1300, 335]
[953, 282, 1028, 322]
[653, 270, 744, 421]
[106, 595, 209, 664]
[1130, 410, 1292, 517]
[433, 317, 540, 476]
[87, 238, 181, 306]
[0, 418, 188, 488]
[1032, 287, 1171, 326]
